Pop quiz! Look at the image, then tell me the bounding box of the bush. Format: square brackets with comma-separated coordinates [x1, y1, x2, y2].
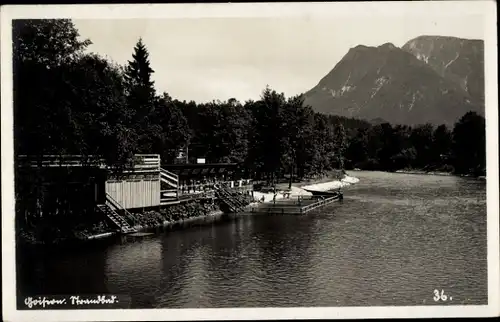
[356, 159, 379, 170]
[438, 164, 455, 173]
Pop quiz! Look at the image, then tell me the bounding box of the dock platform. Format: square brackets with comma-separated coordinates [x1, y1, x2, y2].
[127, 232, 154, 237]
[250, 195, 341, 215]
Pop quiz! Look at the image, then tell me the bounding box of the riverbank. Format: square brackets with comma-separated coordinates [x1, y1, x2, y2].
[17, 194, 255, 247]
[100, 171, 360, 237]
[393, 169, 486, 179]
[16, 172, 359, 247]
[348, 167, 486, 180]
[356, 160, 485, 177]
[394, 169, 454, 176]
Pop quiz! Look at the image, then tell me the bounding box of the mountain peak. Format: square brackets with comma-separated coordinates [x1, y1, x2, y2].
[303, 35, 483, 126]
[350, 43, 398, 52]
[405, 35, 482, 44]
[379, 42, 397, 50]
[402, 35, 484, 105]
[349, 44, 371, 51]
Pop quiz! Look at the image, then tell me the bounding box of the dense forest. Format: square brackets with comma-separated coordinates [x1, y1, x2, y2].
[14, 19, 486, 186]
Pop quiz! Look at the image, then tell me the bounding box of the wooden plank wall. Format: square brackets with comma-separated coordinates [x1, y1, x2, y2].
[106, 174, 161, 209]
[105, 154, 162, 209]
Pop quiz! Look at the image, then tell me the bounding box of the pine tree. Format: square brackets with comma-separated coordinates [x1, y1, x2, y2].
[124, 38, 158, 154]
[124, 38, 155, 94]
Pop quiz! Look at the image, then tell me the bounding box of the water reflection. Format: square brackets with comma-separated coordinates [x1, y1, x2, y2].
[203, 218, 256, 307]
[105, 236, 165, 307]
[249, 214, 317, 306]
[156, 228, 209, 307]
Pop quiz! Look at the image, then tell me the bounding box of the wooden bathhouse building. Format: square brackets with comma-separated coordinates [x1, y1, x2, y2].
[16, 154, 252, 234]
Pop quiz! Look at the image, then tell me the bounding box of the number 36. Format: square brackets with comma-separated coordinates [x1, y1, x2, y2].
[433, 289, 448, 301]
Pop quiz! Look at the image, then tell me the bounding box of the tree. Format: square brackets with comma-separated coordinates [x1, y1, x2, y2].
[280, 95, 315, 185]
[246, 86, 287, 184]
[452, 111, 486, 175]
[375, 123, 398, 171]
[155, 93, 191, 164]
[346, 127, 369, 169]
[13, 19, 91, 68]
[13, 19, 92, 158]
[244, 99, 265, 177]
[124, 38, 155, 95]
[409, 123, 434, 169]
[61, 54, 134, 167]
[392, 147, 417, 170]
[225, 100, 251, 164]
[13, 19, 135, 221]
[332, 122, 348, 170]
[311, 113, 335, 176]
[124, 38, 158, 154]
[431, 124, 452, 166]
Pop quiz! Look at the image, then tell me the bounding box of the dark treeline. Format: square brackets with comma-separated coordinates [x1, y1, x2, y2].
[14, 19, 486, 186]
[344, 114, 486, 176]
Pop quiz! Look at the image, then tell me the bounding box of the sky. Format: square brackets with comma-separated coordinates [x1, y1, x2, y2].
[73, 14, 485, 103]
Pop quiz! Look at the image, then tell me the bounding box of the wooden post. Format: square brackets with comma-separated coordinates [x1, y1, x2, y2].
[91, 177, 97, 203]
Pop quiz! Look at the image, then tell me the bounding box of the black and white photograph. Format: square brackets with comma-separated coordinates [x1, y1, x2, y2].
[1, 1, 499, 321]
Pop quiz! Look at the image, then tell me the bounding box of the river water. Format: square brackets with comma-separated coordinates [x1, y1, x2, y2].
[17, 171, 488, 308]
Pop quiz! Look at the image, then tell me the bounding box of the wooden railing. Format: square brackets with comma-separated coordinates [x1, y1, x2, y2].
[105, 193, 139, 225]
[214, 183, 247, 212]
[17, 155, 104, 167]
[300, 196, 338, 213]
[160, 167, 179, 188]
[178, 179, 253, 194]
[17, 154, 161, 172]
[133, 154, 160, 172]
